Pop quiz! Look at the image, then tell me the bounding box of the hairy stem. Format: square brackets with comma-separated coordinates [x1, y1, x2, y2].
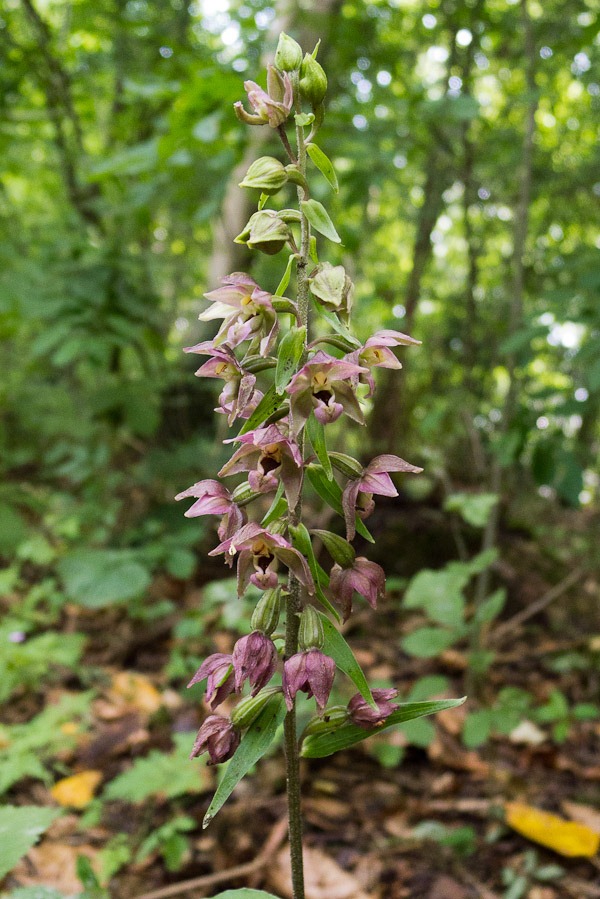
[282, 72, 311, 899]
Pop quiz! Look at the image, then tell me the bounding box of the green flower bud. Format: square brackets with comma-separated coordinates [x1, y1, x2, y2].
[303, 705, 348, 736]
[275, 32, 303, 72]
[231, 686, 281, 729]
[299, 53, 327, 107]
[251, 587, 282, 636]
[309, 263, 354, 316]
[298, 605, 324, 651]
[239, 156, 288, 195]
[234, 210, 291, 255]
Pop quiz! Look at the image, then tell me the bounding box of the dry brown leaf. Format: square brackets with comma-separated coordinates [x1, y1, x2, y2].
[50, 770, 102, 808]
[505, 801, 600, 857]
[429, 875, 469, 899]
[102, 670, 163, 718]
[436, 702, 467, 735]
[12, 843, 100, 894]
[561, 801, 600, 835]
[269, 846, 375, 899]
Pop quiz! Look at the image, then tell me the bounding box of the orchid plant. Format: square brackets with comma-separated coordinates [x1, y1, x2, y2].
[176, 33, 464, 899]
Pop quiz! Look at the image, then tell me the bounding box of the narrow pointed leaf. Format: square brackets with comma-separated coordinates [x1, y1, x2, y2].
[289, 523, 341, 621]
[258, 193, 269, 210]
[301, 698, 466, 758]
[203, 695, 285, 828]
[307, 143, 339, 192]
[306, 415, 332, 479]
[319, 612, 375, 707]
[237, 384, 286, 436]
[307, 464, 374, 543]
[275, 254, 295, 297]
[261, 482, 287, 527]
[309, 235, 319, 264]
[275, 326, 306, 394]
[301, 199, 341, 243]
[315, 303, 361, 347]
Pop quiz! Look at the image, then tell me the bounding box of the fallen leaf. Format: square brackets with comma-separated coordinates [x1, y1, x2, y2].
[505, 801, 600, 858]
[50, 770, 102, 808]
[429, 875, 469, 899]
[561, 801, 600, 835]
[103, 671, 163, 718]
[12, 842, 100, 894]
[269, 846, 374, 899]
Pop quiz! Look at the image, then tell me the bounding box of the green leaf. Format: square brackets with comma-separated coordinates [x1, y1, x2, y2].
[261, 482, 287, 527]
[444, 492, 498, 528]
[258, 192, 269, 210]
[274, 254, 295, 297]
[301, 199, 341, 243]
[104, 733, 209, 802]
[306, 464, 374, 543]
[319, 612, 374, 706]
[0, 805, 62, 878]
[309, 235, 319, 264]
[473, 588, 506, 626]
[213, 892, 283, 899]
[311, 529, 355, 568]
[203, 695, 286, 828]
[289, 523, 340, 621]
[275, 326, 306, 395]
[462, 709, 493, 748]
[306, 143, 339, 192]
[58, 550, 151, 608]
[401, 627, 457, 658]
[301, 698, 466, 758]
[237, 384, 286, 436]
[306, 415, 332, 479]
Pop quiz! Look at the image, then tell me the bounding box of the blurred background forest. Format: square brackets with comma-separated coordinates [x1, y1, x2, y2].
[1, 0, 600, 897]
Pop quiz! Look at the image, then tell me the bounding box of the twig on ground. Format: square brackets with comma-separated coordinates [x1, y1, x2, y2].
[133, 815, 288, 899]
[490, 568, 583, 645]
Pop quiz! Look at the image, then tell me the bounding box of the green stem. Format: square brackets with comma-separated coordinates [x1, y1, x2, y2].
[282, 71, 311, 899]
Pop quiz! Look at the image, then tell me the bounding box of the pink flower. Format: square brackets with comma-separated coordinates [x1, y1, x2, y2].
[188, 653, 235, 710]
[209, 522, 314, 596]
[342, 454, 423, 540]
[348, 688, 399, 728]
[282, 649, 336, 711]
[200, 272, 280, 357]
[190, 715, 240, 765]
[184, 341, 262, 425]
[286, 350, 367, 433]
[350, 329, 421, 396]
[232, 631, 278, 694]
[219, 424, 303, 507]
[234, 66, 293, 128]
[329, 557, 386, 621]
[175, 479, 245, 543]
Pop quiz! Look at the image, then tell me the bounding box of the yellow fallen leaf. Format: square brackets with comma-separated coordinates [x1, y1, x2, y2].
[60, 721, 79, 736]
[51, 770, 102, 808]
[505, 801, 600, 858]
[108, 671, 162, 714]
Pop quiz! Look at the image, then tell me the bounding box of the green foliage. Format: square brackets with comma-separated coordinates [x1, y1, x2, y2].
[0, 805, 62, 878]
[412, 820, 477, 858]
[0, 629, 86, 705]
[58, 550, 151, 608]
[104, 733, 207, 803]
[136, 815, 195, 872]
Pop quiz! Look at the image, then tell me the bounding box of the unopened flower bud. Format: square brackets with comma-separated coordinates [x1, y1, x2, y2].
[303, 705, 348, 736]
[309, 263, 354, 316]
[298, 605, 324, 651]
[299, 53, 327, 107]
[275, 32, 303, 72]
[239, 156, 288, 195]
[267, 64, 287, 104]
[230, 686, 281, 729]
[234, 210, 291, 255]
[251, 587, 282, 635]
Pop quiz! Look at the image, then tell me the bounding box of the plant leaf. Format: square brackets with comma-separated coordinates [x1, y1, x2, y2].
[306, 464, 374, 543]
[274, 254, 295, 297]
[301, 698, 466, 758]
[237, 384, 286, 436]
[311, 529, 355, 568]
[401, 627, 457, 658]
[0, 805, 62, 878]
[58, 550, 150, 608]
[213, 892, 283, 899]
[203, 695, 286, 828]
[289, 523, 340, 621]
[306, 143, 339, 192]
[301, 199, 341, 243]
[319, 612, 375, 707]
[261, 482, 287, 527]
[275, 326, 306, 395]
[505, 802, 600, 858]
[306, 415, 332, 479]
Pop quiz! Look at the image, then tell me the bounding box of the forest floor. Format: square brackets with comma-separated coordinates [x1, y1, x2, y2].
[2, 502, 600, 899]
